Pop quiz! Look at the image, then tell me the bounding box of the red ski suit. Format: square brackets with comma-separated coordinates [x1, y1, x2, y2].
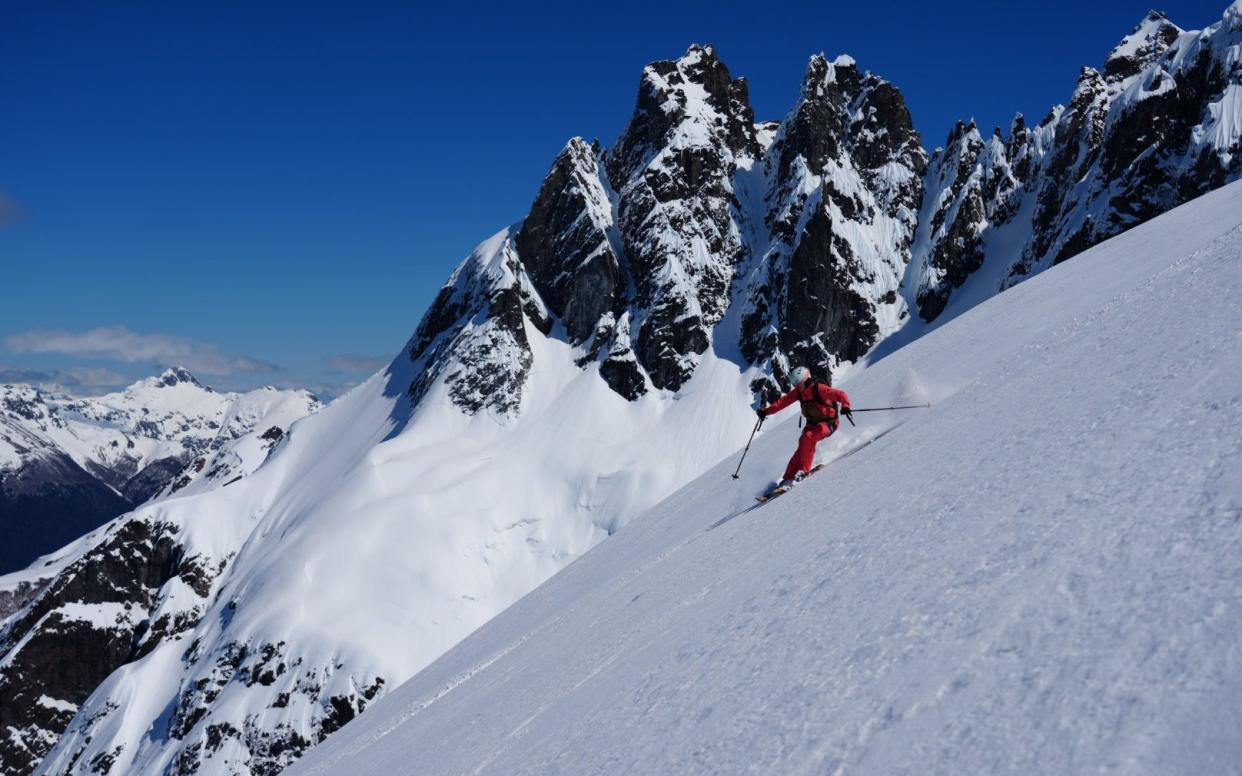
[761, 382, 851, 482]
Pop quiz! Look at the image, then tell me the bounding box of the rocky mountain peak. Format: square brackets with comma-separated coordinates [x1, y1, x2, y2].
[671, 44, 733, 104]
[515, 137, 622, 345]
[156, 366, 205, 389]
[736, 52, 925, 391]
[943, 118, 980, 149]
[914, 2, 1240, 316]
[1008, 112, 1027, 140]
[1103, 10, 1182, 84]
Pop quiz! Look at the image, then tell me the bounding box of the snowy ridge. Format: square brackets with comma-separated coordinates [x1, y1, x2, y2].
[290, 177, 1242, 776]
[911, 3, 1242, 320]
[0, 373, 321, 772]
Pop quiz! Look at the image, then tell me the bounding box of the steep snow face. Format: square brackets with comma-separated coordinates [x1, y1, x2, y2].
[288, 178, 1242, 776]
[911, 4, 1242, 320]
[17, 338, 764, 775]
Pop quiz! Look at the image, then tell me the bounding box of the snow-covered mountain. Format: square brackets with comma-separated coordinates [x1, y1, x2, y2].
[3, 5, 1241, 775]
[0, 369, 320, 574]
[290, 164, 1242, 776]
[909, 5, 1242, 320]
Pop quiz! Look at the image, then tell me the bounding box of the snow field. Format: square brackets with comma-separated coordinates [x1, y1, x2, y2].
[290, 180, 1242, 776]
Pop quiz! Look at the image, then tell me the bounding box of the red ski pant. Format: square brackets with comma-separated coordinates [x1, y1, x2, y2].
[783, 421, 834, 481]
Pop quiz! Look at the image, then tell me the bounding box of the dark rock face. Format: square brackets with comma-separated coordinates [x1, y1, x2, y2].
[741, 55, 926, 386]
[915, 7, 1242, 316]
[0, 518, 196, 774]
[120, 455, 185, 504]
[516, 138, 624, 344]
[138, 631, 386, 776]
[913, 120, 1020, 320]
[157, 367, 207, 389]
[0, 579, 46, 621]
[605, 44, 758, 391]
[1028, 66, 1111, 267]
[406, 237, 540, 416]
[412, 46, 927, 416]
[1102, 10, 1183, 83]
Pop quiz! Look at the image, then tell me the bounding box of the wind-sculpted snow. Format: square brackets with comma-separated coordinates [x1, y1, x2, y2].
[289, 179, 1242, 776]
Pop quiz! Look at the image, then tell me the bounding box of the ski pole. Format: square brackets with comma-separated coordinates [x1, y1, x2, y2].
[848, 403, 931, 412]
[731, 415, 764, 479]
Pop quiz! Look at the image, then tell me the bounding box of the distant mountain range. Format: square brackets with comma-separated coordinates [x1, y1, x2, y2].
[0, 367, 320, 574]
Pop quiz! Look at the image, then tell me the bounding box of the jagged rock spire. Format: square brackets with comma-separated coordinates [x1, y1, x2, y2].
[1103, 10, 1182, 84]
[741, 53, 925, 389]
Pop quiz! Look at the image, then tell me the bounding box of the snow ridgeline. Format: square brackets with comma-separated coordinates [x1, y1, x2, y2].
[288, 180, 1242, 776]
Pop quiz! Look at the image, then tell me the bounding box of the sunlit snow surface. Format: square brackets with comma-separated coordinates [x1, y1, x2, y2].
[34, 285, 763, 773]
[291, 181, 1242, 776]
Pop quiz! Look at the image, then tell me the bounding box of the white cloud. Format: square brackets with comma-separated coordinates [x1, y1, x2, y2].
[4, 326, 279, 376]
[0, 365, 53, 384]
[58, 367, 130, 388]
[0, 363, 129, 394]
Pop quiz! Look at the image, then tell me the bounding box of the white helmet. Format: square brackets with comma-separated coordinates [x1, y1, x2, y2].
[790, 366, 812, 386]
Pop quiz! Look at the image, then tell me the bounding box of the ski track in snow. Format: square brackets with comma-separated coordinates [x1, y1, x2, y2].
[290, 181, 1242, 776]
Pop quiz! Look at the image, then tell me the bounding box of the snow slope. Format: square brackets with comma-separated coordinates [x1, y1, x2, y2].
[28, 306, 764, 775]
[290, 180, 1242, 776]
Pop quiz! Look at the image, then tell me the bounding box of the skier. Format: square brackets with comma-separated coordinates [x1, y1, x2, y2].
[758, 366, 852, 489]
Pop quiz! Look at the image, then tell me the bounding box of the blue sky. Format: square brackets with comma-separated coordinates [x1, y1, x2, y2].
[1, 0, 1230, 396]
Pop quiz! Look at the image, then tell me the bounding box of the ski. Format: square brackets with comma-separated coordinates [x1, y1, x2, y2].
[754, 422, 907, 504]
[755, 464, 824, 503]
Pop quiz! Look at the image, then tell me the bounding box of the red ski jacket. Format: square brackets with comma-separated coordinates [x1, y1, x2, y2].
[763, 381, 851, 426]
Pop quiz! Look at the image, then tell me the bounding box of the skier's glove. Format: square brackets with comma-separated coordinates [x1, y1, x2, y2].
[757, 406, 767, 419]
